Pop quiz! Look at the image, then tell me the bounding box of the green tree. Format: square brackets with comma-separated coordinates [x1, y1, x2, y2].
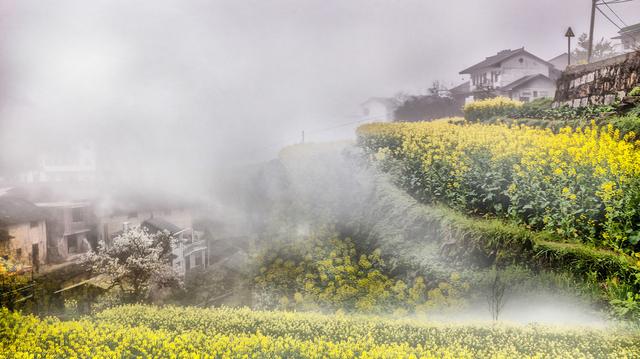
[572, 33, 618, 63]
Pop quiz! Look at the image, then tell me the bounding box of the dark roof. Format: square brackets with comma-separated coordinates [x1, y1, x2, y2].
[141, 217, 182, 235]
[501, 74, 554, 91]
[449, 81, 470, 95]
[459, 48, 554, 74]
[613, 22, 640, 39]
[0, 196, 46, 226]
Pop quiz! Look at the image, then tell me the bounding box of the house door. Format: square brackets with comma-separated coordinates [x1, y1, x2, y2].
[32, 244, 39, 272]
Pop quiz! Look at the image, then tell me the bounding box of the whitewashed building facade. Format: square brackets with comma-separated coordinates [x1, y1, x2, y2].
[457, 48, 559, 103]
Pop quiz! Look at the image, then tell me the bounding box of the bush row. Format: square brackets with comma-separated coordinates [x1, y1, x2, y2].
[462, 97, 640, 136]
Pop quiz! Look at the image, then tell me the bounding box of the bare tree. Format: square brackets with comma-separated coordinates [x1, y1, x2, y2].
[573, 33, 619, 63]
[487, 268, 507, 321]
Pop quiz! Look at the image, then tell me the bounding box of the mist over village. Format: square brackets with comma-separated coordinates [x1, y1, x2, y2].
[2, 1, 640, 357]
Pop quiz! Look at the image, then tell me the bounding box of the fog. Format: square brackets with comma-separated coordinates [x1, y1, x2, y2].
[2, 0, 640, 196]
[3, 1, 638, 330]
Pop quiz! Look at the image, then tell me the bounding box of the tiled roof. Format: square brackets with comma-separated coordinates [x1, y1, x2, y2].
[460, 48, 553, 74]
[449, 81, 470, 95]
[501, 74, 553, 91]
[0, 196, 46, 226]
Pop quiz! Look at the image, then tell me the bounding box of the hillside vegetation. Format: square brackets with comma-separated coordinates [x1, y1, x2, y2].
[357, 120, 640, 320]
[2, 306, 639, 358]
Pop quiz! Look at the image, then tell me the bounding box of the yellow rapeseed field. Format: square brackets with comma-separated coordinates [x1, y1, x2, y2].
[357, 120, 640, 255]
[2, 306, 639, 358]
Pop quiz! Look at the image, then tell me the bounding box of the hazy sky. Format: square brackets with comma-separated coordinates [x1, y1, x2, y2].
[1, 0, 639, 193]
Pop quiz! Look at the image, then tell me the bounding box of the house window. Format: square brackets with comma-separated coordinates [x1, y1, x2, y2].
[185, 255, 191, 271]
[67, 235, 78, 254]
[519, 96, 530, 102]
[195, 252, 203, 267]
[72, 208, 84, 222]
[519, 58, 524, 64]
[30, 221, 39, 228]
[533, 91, 539, 98]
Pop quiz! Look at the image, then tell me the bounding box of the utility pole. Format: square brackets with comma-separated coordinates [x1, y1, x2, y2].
[565, 27, 575, 66]
[588, 0, 597, 63]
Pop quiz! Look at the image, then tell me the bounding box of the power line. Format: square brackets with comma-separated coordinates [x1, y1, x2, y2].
[599, 0, 628, 27]
[597, 0, 635, 4]
[596, 6, 624, 30]
[595, 2, 640, 47]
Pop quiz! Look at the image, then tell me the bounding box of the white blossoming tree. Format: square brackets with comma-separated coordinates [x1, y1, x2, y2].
[82, 227, 181, 303]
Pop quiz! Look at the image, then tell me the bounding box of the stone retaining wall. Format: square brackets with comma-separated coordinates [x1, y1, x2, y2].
[554, 51, 640, 107]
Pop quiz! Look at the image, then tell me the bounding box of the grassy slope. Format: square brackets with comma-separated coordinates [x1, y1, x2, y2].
[277, 141, 639, 316]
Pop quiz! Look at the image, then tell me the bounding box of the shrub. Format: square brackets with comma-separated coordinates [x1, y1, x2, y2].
[254, 229, 466, 314]
[463, 97, 523, 122]
[628, 86, 640, 97]
[518, 97, 554, 118]
[394, 95, 462, 121]
[609, 115, 640, 137]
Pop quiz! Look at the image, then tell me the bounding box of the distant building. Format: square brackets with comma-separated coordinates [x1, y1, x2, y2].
[36, 201, 94, 264]
[19, 142, 96, 184]
[94, 193, 198, 276]
[142, 217, 206, 276]
[361, 97, 399, 122]
[0, 196, 47, 271]
[94, 193, 193, 246]
[548, 53, 570, 71]
[458, 48, 558, 103]
[612, 23, 640, 52]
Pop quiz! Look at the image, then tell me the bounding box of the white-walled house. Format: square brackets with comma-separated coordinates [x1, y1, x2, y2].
[612, 23, 640, 52]
[458, 48, 559, 103]
[141, 218, 206, 276]
[361, 97, 398, 122]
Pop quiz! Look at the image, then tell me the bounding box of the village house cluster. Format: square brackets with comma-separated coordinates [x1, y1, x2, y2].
[0, 188, 208, 277]
[361, 24, 640, 122]
[0, 143, 247, 278]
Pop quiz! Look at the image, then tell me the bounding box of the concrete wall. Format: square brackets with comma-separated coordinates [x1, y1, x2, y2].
[4, 221, 47, 269]
[554, 51, 640, 107]
[40, 204, 94, 262]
